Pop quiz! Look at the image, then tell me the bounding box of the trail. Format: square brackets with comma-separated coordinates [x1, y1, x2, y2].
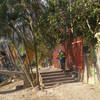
[0, 82, 100, 100]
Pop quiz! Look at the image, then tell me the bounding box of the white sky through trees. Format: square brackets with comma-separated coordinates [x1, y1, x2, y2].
[41, 0, 47, 5]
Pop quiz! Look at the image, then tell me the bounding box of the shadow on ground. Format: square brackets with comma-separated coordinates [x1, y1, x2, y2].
[0, 85, 26, 94]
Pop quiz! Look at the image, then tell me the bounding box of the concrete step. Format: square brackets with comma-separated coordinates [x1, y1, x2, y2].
[44, 79, 78, 87]
[43, 85, 55, 89]
[40, 69, 71, 75]
[40, 71, 73, 77]
[41, 72, 72, 77]
[42, 74, 72, 80]
[39, 69, 79, 89]
[43, 79, 79, 89]
[43, 76, 75, 83]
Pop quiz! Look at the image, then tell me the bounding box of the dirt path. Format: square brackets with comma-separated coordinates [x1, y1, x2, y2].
[0, 82, 100, 100]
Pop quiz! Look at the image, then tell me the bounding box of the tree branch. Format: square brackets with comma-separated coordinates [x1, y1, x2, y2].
[86, 18, 94, 34]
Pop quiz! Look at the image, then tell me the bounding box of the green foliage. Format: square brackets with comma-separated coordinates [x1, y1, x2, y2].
[0, 0, 10, 35]
[0, 0, 100, 64]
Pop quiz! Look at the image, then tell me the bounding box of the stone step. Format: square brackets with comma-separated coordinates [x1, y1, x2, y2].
[40, 70, 71, 75]
[43, 76, 74, 83]
[39, 69, 79, 89]
[41, 72, 72, 77]
[40, 71, 73, 77]
[43, 80, 79, 89]
[43, 85, 55, 89]
[42, 74, 72, 80]
[44, 79, 78, 87]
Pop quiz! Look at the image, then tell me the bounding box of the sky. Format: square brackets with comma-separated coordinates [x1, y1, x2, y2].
[41, 0, 47, 5]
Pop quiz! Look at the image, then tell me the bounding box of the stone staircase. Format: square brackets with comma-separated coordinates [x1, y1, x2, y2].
[39, 69, 80, 89]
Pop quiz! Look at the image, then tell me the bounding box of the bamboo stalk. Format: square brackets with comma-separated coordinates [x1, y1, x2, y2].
[24, 7, 40, 88]
[11, 43, 34, 88]
[10, 25, 35, 87]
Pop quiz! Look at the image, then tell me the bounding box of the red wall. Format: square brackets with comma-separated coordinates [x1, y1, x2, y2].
[52, 36, 84, 72]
